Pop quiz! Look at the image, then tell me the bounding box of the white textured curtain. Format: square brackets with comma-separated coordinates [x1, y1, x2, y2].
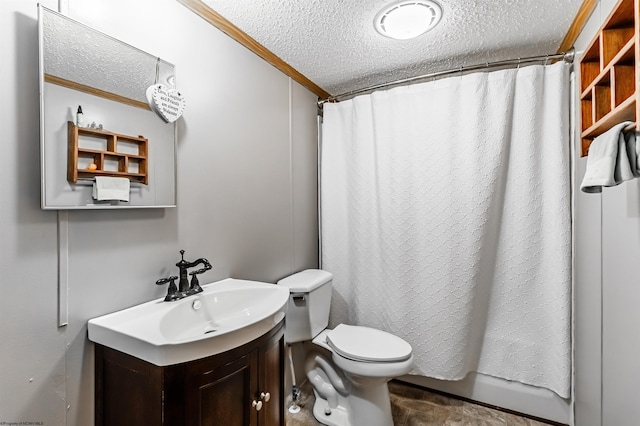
[320, 62, 571, 397]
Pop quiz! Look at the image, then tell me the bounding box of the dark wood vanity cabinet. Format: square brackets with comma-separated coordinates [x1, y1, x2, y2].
[183, 323, 283, 426]
[95, 321, 284, 426]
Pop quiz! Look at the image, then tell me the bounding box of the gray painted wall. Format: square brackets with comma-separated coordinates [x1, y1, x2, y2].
[573, 1, 640, 425]
[0, 0, 318, 424]
[10, 0, 640, 424]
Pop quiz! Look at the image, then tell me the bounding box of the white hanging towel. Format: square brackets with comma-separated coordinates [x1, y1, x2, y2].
[623, 129, 640, 177]
[580, 121, 634, 193]
[92, 176, 130, 201]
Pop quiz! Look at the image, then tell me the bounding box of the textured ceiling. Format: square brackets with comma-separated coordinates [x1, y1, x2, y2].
[203, 0, 584, 97]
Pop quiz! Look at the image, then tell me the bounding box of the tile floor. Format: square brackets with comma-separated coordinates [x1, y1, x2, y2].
[285, 380, 557, 426]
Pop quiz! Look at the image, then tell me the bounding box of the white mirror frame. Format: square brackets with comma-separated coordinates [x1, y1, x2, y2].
[38, 5, 177, 209]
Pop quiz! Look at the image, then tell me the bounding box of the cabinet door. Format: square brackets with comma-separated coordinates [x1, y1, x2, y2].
[259, 328, 284, 426]
[95, 345, 163, 426]
[185, 350, 259, 426]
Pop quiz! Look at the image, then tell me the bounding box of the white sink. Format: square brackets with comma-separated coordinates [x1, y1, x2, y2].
[88, 278, 289, 366]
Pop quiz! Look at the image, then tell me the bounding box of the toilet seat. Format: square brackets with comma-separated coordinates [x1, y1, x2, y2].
[326, 324, 412, 363]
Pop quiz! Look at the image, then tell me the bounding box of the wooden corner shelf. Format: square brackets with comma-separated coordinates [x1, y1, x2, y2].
[67, 121, 149, 184]
[579, 0, 639, 156]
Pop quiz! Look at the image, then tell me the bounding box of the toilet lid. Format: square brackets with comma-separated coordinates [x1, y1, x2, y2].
[326, 324, 412, 362]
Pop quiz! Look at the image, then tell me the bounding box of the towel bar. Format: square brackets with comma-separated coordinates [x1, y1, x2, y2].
[74, 177, 141, 186]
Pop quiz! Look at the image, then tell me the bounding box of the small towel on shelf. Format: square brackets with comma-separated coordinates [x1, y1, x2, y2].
[581, 121, 634, 193]
[623, 129, 640, 177]
[92, 176, 130, 202]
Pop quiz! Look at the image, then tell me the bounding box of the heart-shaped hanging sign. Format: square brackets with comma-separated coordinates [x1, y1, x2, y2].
[146, 84, 162, 116]
[147, 84, 186, 123]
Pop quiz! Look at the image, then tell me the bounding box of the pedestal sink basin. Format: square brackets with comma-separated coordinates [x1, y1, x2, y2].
[88, 278, 289, 366]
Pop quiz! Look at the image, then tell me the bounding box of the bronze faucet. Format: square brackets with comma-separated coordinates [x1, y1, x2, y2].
[156, 250, 212, 301]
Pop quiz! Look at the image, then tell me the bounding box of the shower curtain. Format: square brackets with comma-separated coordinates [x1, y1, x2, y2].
[320, 62, 571, 397]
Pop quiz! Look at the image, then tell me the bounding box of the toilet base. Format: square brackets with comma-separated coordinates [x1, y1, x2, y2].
[305, 334, 410, 426]
[308, 376, 396, 426]
[311, 389, 351, 426]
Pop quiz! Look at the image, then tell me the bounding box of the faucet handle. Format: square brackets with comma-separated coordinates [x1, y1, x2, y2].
[156, 276, 180, 302]
[187, 258, 211, 295]
[155, 275, 178, 285]
[187, 270, 204, 295]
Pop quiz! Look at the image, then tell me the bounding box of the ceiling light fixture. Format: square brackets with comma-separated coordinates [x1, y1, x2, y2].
[374, 0, 443, 40]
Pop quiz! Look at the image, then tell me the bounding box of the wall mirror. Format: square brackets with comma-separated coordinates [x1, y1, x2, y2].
[38, 5, 177, 209]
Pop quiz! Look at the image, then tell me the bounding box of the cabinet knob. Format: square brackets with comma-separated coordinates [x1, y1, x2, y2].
[260, 392, 271, 402]
[252, 400, 263, 411]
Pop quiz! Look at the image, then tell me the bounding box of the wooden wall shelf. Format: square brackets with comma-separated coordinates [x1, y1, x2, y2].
[67, 121, 149, 184]
[579, 0, 639, 156]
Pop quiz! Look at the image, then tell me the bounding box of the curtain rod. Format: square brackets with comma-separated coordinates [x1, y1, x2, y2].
[318, 48, 575, 106]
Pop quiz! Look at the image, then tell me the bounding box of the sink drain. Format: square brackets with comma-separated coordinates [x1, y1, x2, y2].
[204, 329, 217, 335]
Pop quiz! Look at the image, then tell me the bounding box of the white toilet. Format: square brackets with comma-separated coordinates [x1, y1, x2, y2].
[278, 269, 413, 426]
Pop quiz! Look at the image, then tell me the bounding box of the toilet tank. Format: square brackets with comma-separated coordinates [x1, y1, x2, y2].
[277, 269, 333, 343]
